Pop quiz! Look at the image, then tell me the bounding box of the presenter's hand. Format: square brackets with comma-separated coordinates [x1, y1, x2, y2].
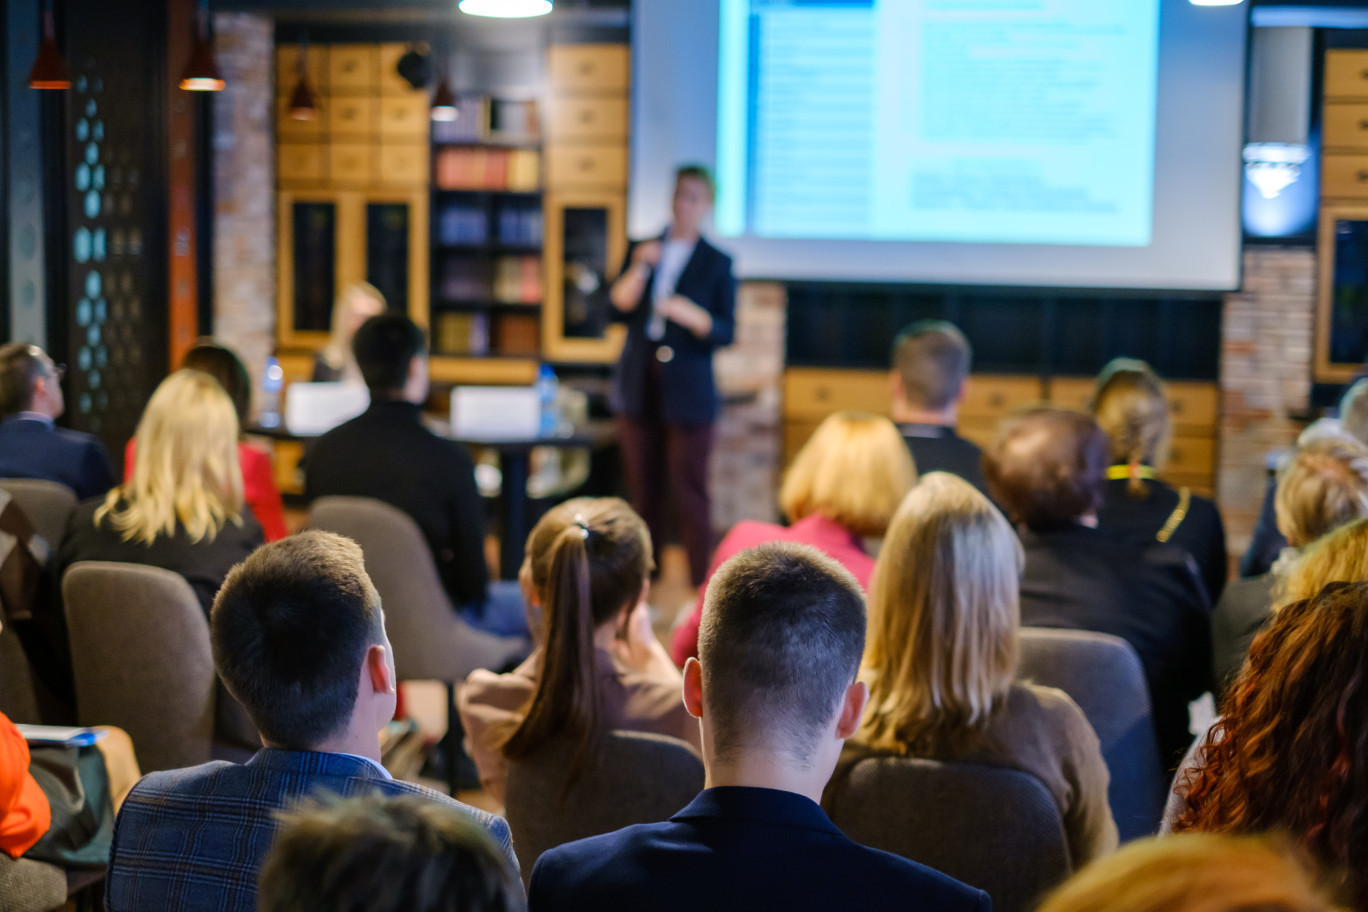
[631, 240, 662, 269]
[660, 295, 714, 339]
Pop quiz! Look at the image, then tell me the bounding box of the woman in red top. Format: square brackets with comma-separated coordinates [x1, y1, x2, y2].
[670, 411, 917, 666]
[125, 342, 288, 541]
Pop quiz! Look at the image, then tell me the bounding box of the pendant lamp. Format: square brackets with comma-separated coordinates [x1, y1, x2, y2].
[288, 35, 318, 121]
[29, 9, 71, 90]
[458, 0, 553, 18]
[179, 1, 224, 92]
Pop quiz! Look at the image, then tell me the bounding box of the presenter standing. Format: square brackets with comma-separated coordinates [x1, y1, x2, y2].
[609, 165, 736, 589]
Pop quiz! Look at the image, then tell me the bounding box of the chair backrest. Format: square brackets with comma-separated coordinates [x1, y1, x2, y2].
[1017, 627, 1166, 842]
[0, 624, 43, 724]
[505, 730, 705, 886]
[825, 755, 1071, 912]
[62, 561, 217, 773]
[0, 854, 67, 912]
[308, 496, 521, 683]
[0, 479, 77, 555]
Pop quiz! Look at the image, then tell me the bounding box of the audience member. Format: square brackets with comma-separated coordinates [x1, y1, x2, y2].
[57, 370, 264, 616]
[528, 542, 990, 912]
[670, 410, 915, 664]
[124, 342, 288, 541]
[1242, 379, 1368, 577]
[983, 408, 1211, 768]
[1091, 358, 1227, 603]
[1035, 834, 1339, 912]
[1173, 581, 1368, 910]
[0, 342, 115, 500]
[1211, 437, 1368, 692]
[305, 314, 525, 637]
[106, 532, 515, 912]
[889, 321, 988, 495]
[459, 497, 696, 806]
[842, 472, 1116, 866]
[312, 281, 387, 383]
[258, 793, 524, 912]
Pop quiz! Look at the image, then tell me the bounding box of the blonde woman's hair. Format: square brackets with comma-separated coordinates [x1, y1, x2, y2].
[1274, 436, 1368, 549]
[1090, 358, 1171, 497]
[857, 472, 1022, 754]
[1275, 516, 1368, 610]
[778, 411, 916, 540]
[1035, 833, 1341, 912]
[96, 370, 244, 545]
[322, 282, 387, 377]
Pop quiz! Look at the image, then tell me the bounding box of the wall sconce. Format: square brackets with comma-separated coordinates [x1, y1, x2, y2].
[1243, 142, 1310, 199]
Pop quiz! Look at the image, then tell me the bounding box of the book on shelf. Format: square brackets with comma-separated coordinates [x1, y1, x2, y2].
[495, 312, 540, 357]
[437, 311, 490, 356]
[435, 147, 542, 192]
[438, 204, 488, 246]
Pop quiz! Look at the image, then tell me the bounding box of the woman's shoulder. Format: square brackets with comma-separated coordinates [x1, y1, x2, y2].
[458, 658, 538, 713]
[1001, 682, 1092, 733]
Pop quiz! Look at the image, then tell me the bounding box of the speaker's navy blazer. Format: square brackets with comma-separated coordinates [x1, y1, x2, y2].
[611, 236, 736, 426]
[528, 786, 992, 912]
[0, 416, 115, 501]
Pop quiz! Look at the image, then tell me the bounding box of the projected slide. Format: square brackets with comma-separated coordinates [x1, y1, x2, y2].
[715, 0, 1161, 248]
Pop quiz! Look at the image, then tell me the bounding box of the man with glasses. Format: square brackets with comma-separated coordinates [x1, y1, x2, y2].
[0, 342, 115, 500]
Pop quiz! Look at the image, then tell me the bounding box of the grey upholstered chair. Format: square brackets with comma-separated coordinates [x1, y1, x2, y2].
[1016, 627, 1167, 842]
[0, 855, 67, 912]
[307, 496, 528, 792]
[0, 625, 43, 724]
[0, 479, 77, 555]
[505, 730, 705, 886]
[824, 755, 1071, 912]
[62, 562, 224, 773]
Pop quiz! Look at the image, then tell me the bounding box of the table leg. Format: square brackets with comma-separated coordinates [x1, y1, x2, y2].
[500, 450, 530, 580]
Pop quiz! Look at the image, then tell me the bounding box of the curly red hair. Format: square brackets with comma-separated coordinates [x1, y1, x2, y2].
[1174, 581, 1368, 908]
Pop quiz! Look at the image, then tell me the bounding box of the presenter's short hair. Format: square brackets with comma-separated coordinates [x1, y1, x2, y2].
[211, 531, 384, 747]
[675, 164, 716, 201]
[698, 542, 865, 764]
[892, 321, 972, 412]
[984, 408, 1108, 531]
[353, 314, 426, 394]
[259, 793, 524, 912]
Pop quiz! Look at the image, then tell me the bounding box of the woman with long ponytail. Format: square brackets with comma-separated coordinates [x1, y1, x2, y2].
[457, 497, 697, 805]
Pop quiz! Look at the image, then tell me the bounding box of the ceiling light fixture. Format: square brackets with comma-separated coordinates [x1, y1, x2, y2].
[458, 0, 553, 19]
[28, 9, 71, 90]
[179, 1, 224, 91]
[288, 34, 318, 121]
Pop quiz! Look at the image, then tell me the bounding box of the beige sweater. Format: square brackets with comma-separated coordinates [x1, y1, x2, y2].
[456, 648, 700, 806]
[837, 682, 1118, 867]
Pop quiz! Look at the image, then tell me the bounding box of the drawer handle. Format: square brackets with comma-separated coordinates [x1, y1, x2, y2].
[1361, 69, 1368, 79]
[578, 110, 594, 123]
[1171, 400, 1184, 414]
[578, 157, 594, 171]
[1358, 170, 1368, 182]
[1359, 119, 1368, 130]
[578, 62, 593, 75]
[990, 393, 1005, 407]
[815, 387, 831, 402]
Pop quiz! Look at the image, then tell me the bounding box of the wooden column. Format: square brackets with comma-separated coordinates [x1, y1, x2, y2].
[167, 0, 199, 367]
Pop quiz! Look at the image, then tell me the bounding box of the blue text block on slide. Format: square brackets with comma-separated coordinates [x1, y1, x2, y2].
[717, 0, 1161, 248]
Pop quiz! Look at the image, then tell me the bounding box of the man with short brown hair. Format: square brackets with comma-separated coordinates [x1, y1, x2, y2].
[984, 408, 1211, 768]
[528, 542, 988, 912]
[0, 342, 114, 499]
[889, 321, 986, 495]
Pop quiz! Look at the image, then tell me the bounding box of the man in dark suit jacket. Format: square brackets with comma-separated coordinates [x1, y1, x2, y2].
[984, 408, 1211, 769]
[528, 542, 989, 912]
[305, 314, 525, 637]
[0, 343, 114, 500]
[609, 165, 736, 587]
[105, 532, 516, 912]
[888, 321, 989, 496]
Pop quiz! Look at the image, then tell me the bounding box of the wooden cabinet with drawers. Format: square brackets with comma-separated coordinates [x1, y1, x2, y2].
[542, 44, 632, 363]
[782, 368, 1218, 495]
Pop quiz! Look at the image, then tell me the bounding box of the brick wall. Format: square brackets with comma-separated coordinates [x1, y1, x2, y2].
[1217, 246, 1316, 556]
[711, 282, 786, 531]
[210, 14, 275, 414]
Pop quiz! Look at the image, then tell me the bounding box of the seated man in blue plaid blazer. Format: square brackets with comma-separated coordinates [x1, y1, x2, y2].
[105, 531, 518, 912]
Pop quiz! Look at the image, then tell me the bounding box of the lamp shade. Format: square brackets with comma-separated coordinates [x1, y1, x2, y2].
[29, 11, 70, 90]
[458, 0, 553, 18]
[288, 77, 318, 120]
[179, 12, 224, 91]
[431, 80, 458, 122]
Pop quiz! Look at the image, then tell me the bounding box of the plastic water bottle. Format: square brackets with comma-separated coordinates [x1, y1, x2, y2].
[537, 363, 558, 438]
[261, 355, 284, 429]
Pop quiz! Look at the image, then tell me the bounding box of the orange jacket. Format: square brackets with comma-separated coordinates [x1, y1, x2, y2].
[0, 712, 51, 858]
